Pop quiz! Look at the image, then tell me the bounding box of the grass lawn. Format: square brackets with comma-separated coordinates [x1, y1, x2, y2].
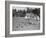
[12, 17, 40, 31]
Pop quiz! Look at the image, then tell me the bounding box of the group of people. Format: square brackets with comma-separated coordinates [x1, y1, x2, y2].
[25, 13, 40, 21]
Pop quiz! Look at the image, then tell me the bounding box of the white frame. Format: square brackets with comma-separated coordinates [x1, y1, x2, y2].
[10, 4, 43, 34]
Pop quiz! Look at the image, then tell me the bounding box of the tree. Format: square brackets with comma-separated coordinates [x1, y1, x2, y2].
[32, 8, 40, 17]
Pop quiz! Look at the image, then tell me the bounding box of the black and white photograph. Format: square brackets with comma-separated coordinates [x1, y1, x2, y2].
[12, 7, 40, 31]
[5, 1, 45, 37]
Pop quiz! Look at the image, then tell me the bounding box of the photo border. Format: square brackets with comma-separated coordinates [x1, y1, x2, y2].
[10, 4, 43, 34]
[5, 1, 45, 37]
